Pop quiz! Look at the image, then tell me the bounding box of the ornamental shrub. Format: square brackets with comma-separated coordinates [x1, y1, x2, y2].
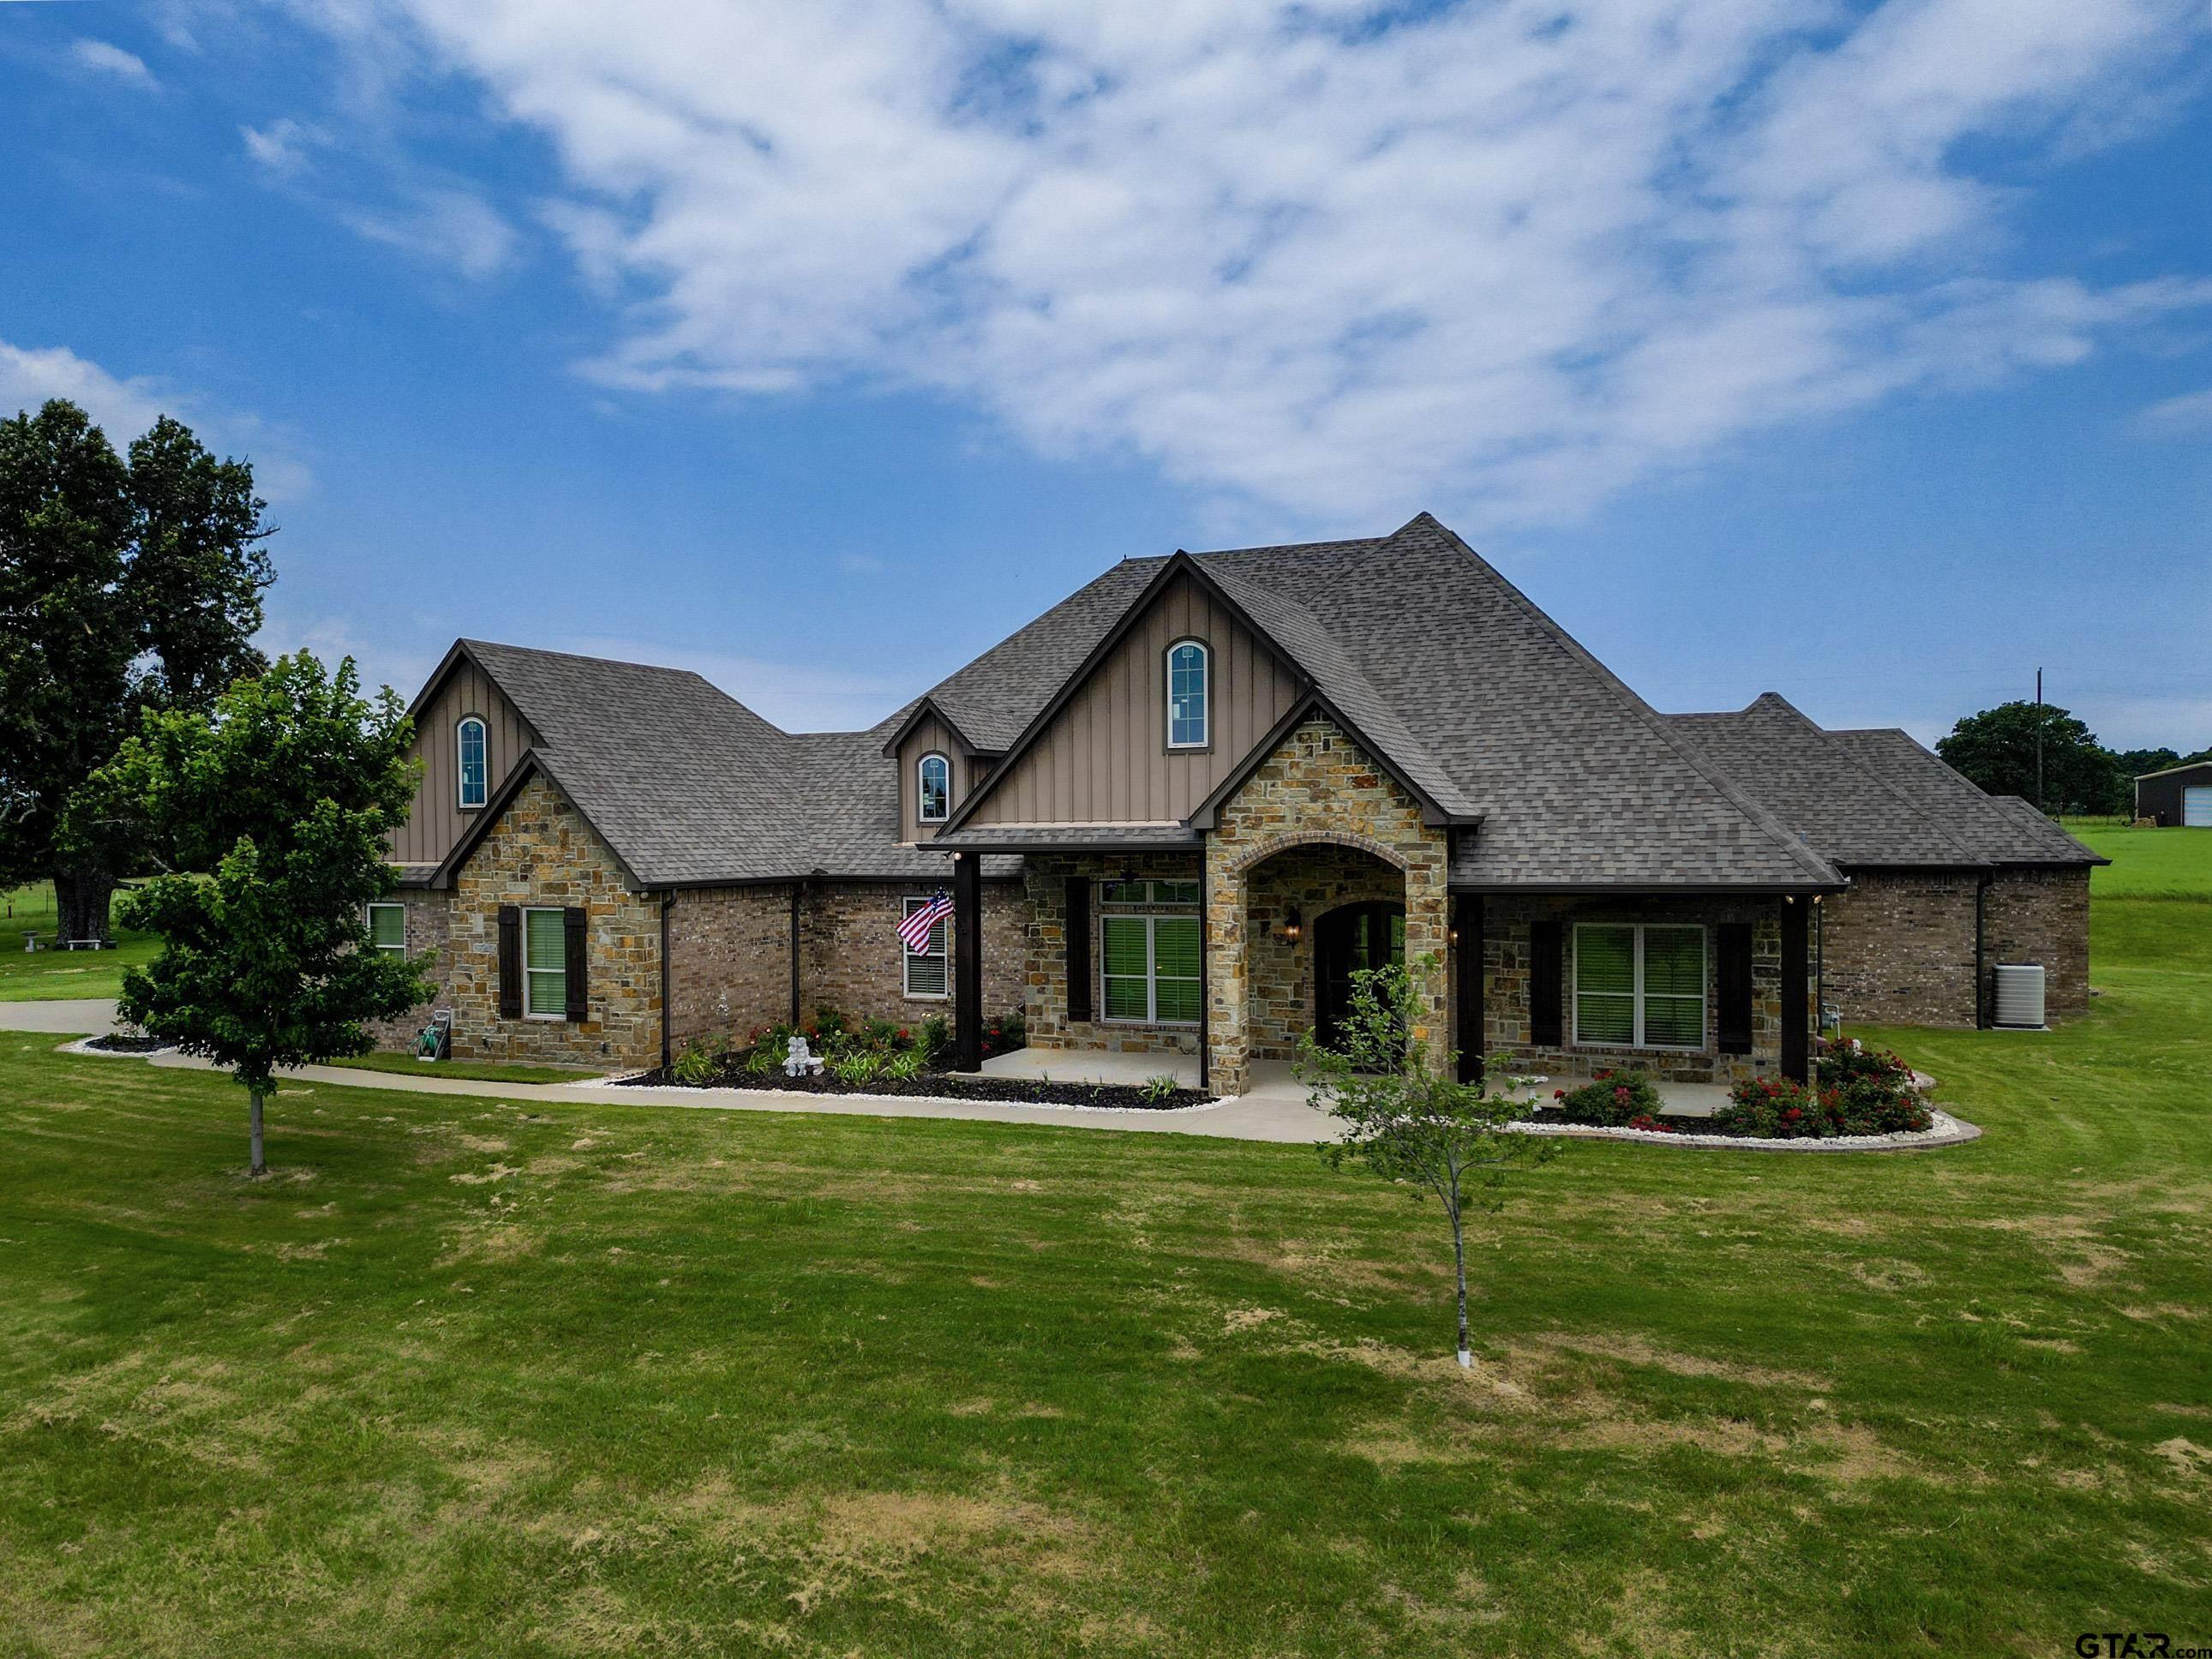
[1552, 1069, 1663, 1127]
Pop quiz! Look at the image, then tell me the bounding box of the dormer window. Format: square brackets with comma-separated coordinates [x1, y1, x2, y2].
[1166, 640, 1209, 750]
[917, 752, 950, 823]
[457, 716, 488, 808]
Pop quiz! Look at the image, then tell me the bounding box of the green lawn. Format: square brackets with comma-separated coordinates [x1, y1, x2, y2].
[2, 901, 2207, 1655]
[323, 1051, 604, 1085]
[2065, 818, 2212, 901]
[0, 881, 159, 1002]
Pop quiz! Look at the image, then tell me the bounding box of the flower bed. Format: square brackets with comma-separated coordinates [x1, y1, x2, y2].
[615, 1067, 1210, 1111]
[1527, 1040, 1933, 1141]
[83, 1033, 171, 1054]
[627, 1003, 1206, 1110]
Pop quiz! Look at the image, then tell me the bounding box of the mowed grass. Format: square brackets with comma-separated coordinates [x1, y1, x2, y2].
[324, 1051, 604, 1086]
[0, 881, 159, 1003]
[2, 907, 2209, 1655]
[2065, 819, 2212, 901]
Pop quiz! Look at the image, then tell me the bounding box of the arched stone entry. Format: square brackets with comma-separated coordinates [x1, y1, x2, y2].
[1236, 841, 1408, 1067]
[1201, 716, 1454, 1095]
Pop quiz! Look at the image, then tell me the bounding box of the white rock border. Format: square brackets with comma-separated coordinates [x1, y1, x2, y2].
[58, 1035, 176, 1059]
[1507, 1106, 1980, 1153]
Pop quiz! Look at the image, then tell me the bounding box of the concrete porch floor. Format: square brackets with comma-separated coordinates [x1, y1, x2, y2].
[983, 1046, 1732, 1116]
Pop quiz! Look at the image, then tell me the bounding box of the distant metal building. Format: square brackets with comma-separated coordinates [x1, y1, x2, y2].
[2136, 760, 2212, 827]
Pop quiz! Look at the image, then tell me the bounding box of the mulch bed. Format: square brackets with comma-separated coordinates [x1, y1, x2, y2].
[615, 1067, 1211, 1111]
[84, 1034, 171, 1054]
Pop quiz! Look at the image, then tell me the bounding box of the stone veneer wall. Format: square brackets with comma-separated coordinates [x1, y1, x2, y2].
[447, 775, 663, 1069]
[1244, 842, 1408, 1061]
[1207, 717, 1450, 1096]
[1819, 870, 1979, 1029]
[1479, 895, 1790, 1086]
[367, 887, 453, 1050]
[1022, 851, 1208, 1057]
[1985, 865, 2090, 1023]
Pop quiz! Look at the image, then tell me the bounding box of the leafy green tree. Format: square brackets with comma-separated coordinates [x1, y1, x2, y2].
[1935, 701, 2119, 817]
[91, 654, 429, 1175]
[0, 398, 273, 942]
[1300, 955, 1556, 1368]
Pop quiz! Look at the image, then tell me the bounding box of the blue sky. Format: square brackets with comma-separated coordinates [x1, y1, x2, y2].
[3, 0, 2209, 749]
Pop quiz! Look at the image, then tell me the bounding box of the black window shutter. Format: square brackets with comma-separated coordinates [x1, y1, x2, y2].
[1064, 877, 1092, 1023]
[563, 906, 589, 1022]
[1717, 922, 1753, 1054]
[497, 905, 522, 1019]
[1529, 919, 1562, 1047]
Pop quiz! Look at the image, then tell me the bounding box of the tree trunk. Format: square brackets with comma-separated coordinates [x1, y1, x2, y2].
[51, 867, 117, 945]
[248, 1088, 267, 1177]
[1449, 1200, 1472, 1368]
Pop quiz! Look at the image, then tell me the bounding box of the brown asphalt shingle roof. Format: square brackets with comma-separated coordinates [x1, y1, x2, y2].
[443, 514, 2061, 892]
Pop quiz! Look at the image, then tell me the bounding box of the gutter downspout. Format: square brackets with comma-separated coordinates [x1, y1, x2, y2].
[659, 891, 674, 1074]
[1974, 870, 1993, 1029]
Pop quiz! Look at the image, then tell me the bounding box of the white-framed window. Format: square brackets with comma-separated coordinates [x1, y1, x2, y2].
[457, 716, 489, 809]
[523, 907, 567, 1019]
[917, 752, 950, 824]
[1166, 639, 1209, 749]
[1573, 923, 1705, 1050]
[1100, 880, 1202, 1024]
[902, 896, 950, 997]
[366, 902, 405, 955]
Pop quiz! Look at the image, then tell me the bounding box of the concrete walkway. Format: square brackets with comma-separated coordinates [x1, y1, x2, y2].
[0, 999, 1775, 1144]
[3, 998, 1326, 1143]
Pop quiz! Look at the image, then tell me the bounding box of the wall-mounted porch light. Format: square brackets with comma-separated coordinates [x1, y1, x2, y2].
[1283, 905, 1302, 943]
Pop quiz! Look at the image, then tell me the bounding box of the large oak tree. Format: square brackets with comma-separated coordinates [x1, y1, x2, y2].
[0, 398, 273, 940]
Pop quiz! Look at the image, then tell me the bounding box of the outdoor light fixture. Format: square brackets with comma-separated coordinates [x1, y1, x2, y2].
[1448, 924, 1460, 946]
[1283, 906, 1302, 943]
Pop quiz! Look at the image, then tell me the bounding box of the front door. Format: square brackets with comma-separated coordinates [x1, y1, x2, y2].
[1315, 901, 1406, 1053]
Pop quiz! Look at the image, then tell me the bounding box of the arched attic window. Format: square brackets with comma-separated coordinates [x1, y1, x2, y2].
[1166, 639, 1209, 750]
[457, 716, 489, 809]
[917, 752, 951, 823]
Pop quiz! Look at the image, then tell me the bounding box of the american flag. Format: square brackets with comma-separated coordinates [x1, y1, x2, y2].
[899, 889, 953, 954]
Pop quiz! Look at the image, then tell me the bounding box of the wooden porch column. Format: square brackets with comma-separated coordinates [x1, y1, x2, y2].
[953, 852, 982, 1073]
[1453, 894, 1484, 1086]
[1780, 895, 1810, 1084]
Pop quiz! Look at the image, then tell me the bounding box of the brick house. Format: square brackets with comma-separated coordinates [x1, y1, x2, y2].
[376, 512, 2101, 1090]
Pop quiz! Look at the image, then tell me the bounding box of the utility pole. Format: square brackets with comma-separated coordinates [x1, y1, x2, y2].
[2035, 668, 2044, 816]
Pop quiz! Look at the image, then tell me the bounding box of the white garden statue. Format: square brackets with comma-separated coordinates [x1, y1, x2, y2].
[784, 1033, 826, 1079]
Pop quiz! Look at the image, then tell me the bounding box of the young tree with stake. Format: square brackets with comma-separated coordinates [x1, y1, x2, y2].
[76, 654, 430, 1176]
[1299, 955, 1556, 1368]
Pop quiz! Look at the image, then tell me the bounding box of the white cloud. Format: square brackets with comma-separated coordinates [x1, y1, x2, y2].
[241, 117, 329, 176]
[280, 0, 2212, 521]
[2135, 386, 2212, 432]
[69, 38, 158, 87]
[0, 338, 315, 503]
[0, 341, 170, 441]
[338, 186, 519, 280]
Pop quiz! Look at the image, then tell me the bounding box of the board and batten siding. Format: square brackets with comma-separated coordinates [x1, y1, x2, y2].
[967, 572, 1303, 825]
[387, 662, 536, 867]
[896, 711, 968, 843]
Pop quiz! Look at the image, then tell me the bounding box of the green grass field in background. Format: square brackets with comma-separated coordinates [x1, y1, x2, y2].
[0, 881, 159, 1002]
[1, 885, 2206, 1654]
[2065, 819, 2212, 901]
